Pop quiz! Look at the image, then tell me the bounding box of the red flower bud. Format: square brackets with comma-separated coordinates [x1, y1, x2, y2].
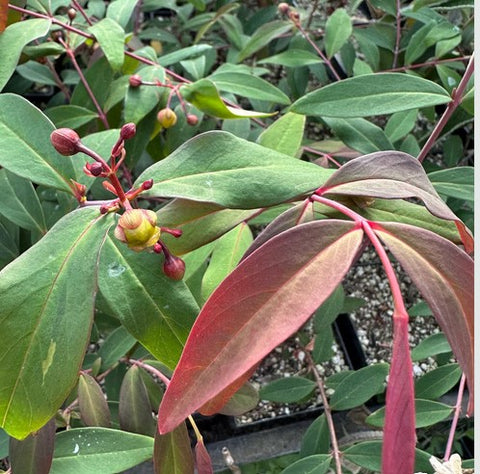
[50, 128, 81, 156]
[157, 108, 177, 128]
[163, 254, 186, 281]
[186, 114, 199, 126]
[84, 162, 105, 177]
[129, 75, 142, 87]
[278, 2, 290, 14]
[67, 8, 76, 20]
[120, 123, 136, 140]
[141, 179, 153, 190]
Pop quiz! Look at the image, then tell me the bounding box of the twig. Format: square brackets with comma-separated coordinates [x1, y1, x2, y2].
[305, 350, 343, 474]
[392, 0, 402, 69]
[306, 0, 320, 30]
[417, 53, 474, 162]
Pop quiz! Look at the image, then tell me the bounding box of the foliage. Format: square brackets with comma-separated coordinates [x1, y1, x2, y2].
[0, 0, 473, 473]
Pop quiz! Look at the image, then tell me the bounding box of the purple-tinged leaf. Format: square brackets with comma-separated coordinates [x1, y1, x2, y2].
[374, 222, 474, 413]
[319, 151, 473, 252]
[9, 418, 56, 474]
[382, 315, 415, 474]
[195, 439, 213, 474]
[153, 421, 194, 474]
[158, 220, 363, 433]
[78, 373, 111, 428]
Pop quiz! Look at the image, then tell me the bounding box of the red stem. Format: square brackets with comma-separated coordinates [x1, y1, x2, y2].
[443, 373, 466, 460]
[417, 54, 474, 163]
[127, 358, 171, 387]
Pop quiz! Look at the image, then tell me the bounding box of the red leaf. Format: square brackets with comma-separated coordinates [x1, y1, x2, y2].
[320, 151, 473, 252]
[382, 314, 415, 474]
[158, 220, 363, 433]
[195, 439, 213, 474]
[0, 0, 8, 33]
[374, 222, 474, 413]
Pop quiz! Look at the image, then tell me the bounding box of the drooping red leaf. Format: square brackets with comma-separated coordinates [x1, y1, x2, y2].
[158, 220, 364, 433]
[195, 438, 214, 474]
[319, 151, 473, 253]
[382, 314, 415, 474]
[373, 222, 474, 414]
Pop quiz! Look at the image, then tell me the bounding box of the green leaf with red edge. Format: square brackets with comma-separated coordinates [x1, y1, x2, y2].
[98, 233, 199, 370]
[9, 418, 56, 474]
[0, 94, 76, 194]
[156, 199, 259, 256]
[382, 315, 415, 474]
[320, 150, 473, 252]
[374, 222, 474, 414]
[180, 79, 277, 119]
[153, 422, 194, 474]
[78, 373, 111, 428]
[157, 220, 364, 433]
[0, 207, 115, 439]
[136, 131, 334, 209]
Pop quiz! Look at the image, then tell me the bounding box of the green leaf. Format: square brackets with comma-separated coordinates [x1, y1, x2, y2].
[156, 199, 257, 256]
[343, 441, 432, 473]
[257, 112, 305, 157]
[0, 428, 9, 459]
[153, 422, 194, 474]
[291, 73, 451, 117]
[299, 414, 330, 457]
[209, 71, 290, 104]
[237, 20, 292, 62]
[260, 377, 316, 403]
[98, 326, 137, 371]
[0, 18, 52, 91]
[44, 105, 98, 129]
[78, 373, 111, 428]
[136, 131, 334, 208]
[0, 207, 115, 439]
[218, 381, 259, 416]
[258, 49, 323, 67]
[281, 454, 331, 474]
[16, 60, 57, 86]
[98, 234, 199, 370]
[119, 366, 156, 436]
[50, 428, 154, 474]
[322, 117, 393, 153]
[325, 8, 352, 58]
[428, 167, 474, 202]
[328, 363, 389, 410]
[411, 332, 451, 360]
[194, 2, 240, 43]
[106, 0, 138, 29]
[409, 300, 433, 317]
[201, 222, 253, 300]
[0, 169, 47, 233]
[414, 364, 461, 399]
[0, 94, 76, 193]
[366, 399, 454, 428]
[89, 18, 125, 71]
[157, 44, 213, 66]
[180, 79, 276, 118]
[385, 109, 418, 143]
[314, 284, 344, 331]
[124, 65, 167, 123]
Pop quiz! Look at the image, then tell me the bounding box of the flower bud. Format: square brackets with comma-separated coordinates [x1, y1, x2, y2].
[288, 10, 300, 24]
[186, 114, 198, 126]
[129, 75, 142, 87]
[278, 2, 290, 14]
[157, 108, 177, 129]
[50, 128, 81, 156]
[84, 162, 104, 177]
[120, 123, 136, 140]
[141, 179, 153, 190]
[163, 254, 186, 281]
[114, 209, 161, 252]
[67, 8, 76, 20]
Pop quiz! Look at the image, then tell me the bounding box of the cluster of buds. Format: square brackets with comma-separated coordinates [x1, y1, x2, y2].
[277, 2, 300, 24]
[49, 123, 186, 280]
